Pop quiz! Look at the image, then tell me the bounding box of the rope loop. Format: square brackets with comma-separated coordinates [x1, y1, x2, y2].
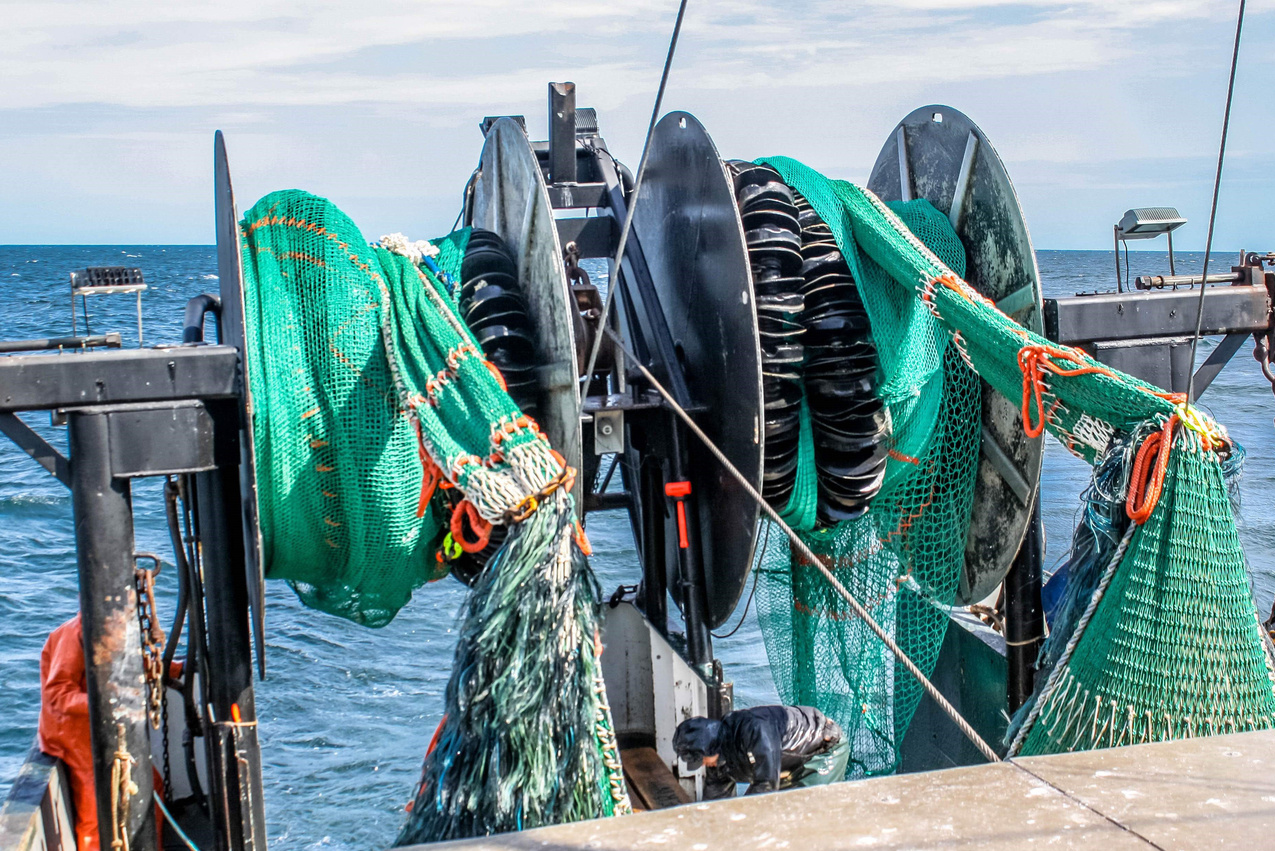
[449, 499, 492, 553]
[1126, 416, 1176, 525]
[1174, 401, 1228, 452]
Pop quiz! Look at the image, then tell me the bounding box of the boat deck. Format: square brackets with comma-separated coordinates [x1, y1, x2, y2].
[409, 729, 1275, 850]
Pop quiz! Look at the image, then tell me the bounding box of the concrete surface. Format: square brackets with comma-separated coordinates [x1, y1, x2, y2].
[406, 729, 1275, 850]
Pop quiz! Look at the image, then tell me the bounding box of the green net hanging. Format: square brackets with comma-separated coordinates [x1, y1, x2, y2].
[751, 157, 1275, 773]
[238, 190, 630, 839]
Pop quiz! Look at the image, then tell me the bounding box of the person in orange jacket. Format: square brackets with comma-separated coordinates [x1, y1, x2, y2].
[38, 613, 169, 851]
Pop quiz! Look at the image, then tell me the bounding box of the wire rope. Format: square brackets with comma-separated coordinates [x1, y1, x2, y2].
[1187, 0, 1247, 403]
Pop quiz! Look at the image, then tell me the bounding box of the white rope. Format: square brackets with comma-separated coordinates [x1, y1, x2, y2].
[1006, 522, 1137, 756]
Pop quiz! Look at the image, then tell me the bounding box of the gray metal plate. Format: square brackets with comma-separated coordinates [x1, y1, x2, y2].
[214, 131, 267, 675]
[632, 112, 762, 629]
[470, 118, 583, 485]
[867, 106, 1044, 604]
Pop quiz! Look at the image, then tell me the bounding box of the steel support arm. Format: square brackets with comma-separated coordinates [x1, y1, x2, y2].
[1044, 286, 1271, 345]
[0, 346, 239, 412]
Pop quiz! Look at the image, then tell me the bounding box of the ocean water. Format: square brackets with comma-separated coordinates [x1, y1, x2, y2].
[0, 246, 1272, 849]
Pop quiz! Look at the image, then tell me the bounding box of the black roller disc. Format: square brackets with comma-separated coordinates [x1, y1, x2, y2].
[742, 209, 800, 233]
[754, 276, 807, 296]
[467, 309, 534, 335]
[800, 251, 851, 278]
[761, 342, 804, 363]
[461, 245, 518, 282]
[738, 181, 795, 210]
[761, 451, 800, 480]
[460, 271, 520, 305]
[729, 161, 783, 191]
[755, 291, 804, 313]
[464, 287, 529, 325]
[748, 248, 803, 280]
[804, 312, 873, 339]
[474, 324, 536, 363]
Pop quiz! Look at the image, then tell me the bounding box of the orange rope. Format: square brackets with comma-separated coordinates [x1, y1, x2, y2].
[1125, 417, 1176, 525]
[449, 499, 492, 553]
[413, 419, 447, 518]
[1018, 343, 1117, 438]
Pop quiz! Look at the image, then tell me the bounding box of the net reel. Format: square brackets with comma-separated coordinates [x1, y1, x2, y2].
[464, 90, 1043, 662]
[868, 106, 1044, 603]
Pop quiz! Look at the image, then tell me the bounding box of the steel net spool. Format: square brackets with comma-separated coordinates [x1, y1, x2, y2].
[213, 132, 267, 674]
[631, 111, 763, 629]
[470, 117, 583, 484]
[867, 105, 1045, 604]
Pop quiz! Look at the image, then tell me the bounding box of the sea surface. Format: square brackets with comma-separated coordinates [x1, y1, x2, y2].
[1, 246, 1272, 849]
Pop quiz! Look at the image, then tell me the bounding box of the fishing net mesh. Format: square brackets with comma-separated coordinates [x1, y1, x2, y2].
[239, 190, 630, 838]
[756, 157, 980, 776]
[753, 156, 1275, 772]
[239, 192, 457, 626]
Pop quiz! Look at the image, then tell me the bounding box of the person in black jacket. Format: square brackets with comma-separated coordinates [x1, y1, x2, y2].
[673, 705, 848, 798]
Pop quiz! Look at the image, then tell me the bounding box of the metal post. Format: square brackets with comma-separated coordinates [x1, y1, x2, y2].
[1167, 230, 1177, 276]
[668, 413, 713, 671]
[548, 82, 577, 185]
[1004, 500, 1044, 713]
[1114, 225, 1122, 292]
[637, 458, 669, 635]
[194, 400, 267, 851]
[68, 409, 158, 851]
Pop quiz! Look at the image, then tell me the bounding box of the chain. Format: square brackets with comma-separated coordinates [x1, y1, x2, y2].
[111, 722, 138, 851]
[563, 241, 592, 288]
[133, 553, 166, 730]
[160, 685, 172, 801]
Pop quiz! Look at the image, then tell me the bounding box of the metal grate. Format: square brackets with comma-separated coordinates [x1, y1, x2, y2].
[76, 267, 145, 289]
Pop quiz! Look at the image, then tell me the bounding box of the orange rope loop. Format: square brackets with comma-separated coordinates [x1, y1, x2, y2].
[449, 499, 492, 553]
[1018, 342, 1119, 438]
[413, 419, 448, 517]
[484, 360, 507, 391]
[1125, 417, 1176, 525]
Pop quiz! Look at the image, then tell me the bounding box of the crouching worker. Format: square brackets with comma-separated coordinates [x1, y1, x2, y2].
[673, 705, 849, 798]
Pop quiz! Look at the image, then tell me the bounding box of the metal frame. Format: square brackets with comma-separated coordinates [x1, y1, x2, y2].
[868, 104, 1046, 608]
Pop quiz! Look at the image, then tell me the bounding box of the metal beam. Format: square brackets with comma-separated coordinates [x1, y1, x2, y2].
[0, 346, 239, 413]
[194, 402, 267, 851]
[546, 182, 608, 210]
[1044, 286, 1271, 344]
[1192, 332, 1250, 397]
[1004, 501, 1044, 714]
[0, 413, 69, 486]
[0, 334, 121, 354]
[69, 409, 158, 851]
[948, 132, 978, 230]
[555, 216, 615, 259]
[106, 402, 217, 478]
[548, 82, 577, 185]
[896, 126, 912, 202]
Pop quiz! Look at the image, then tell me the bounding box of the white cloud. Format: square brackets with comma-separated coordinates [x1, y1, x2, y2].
[0, 0, 1269, 246]
[0, 0, 1246, 110]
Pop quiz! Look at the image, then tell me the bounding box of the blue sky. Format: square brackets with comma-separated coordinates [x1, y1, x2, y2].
[1, 0, 1271, 249]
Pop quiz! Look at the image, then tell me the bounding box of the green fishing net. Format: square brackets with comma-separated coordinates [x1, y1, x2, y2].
[753, 157, 1275, 772]
[239, 190, 630, 839]
[755, 158, 980, 776]
[239, 192, 461, 626]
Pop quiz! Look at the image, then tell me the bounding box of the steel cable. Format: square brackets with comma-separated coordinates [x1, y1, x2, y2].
[576, 0, 689, 412]
[1186, 0, 1246, 403]
[604, 326, 1002, 763]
